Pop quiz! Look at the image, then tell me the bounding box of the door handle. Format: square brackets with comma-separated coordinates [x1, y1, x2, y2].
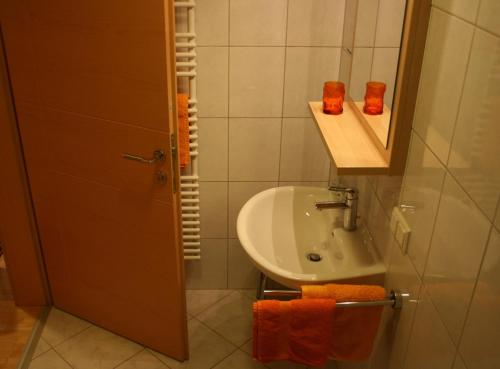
[122, 149, 165, 164]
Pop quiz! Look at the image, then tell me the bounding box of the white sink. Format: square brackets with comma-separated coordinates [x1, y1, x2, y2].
[236, 186, 386, 289]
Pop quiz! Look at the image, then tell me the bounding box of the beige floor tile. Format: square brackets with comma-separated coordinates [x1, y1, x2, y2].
[55, 325, 142, 369]
[240, 339, 253, 355]
[266, 360, 310, 369]
[186, 290, 232, 316]
[243, 339, 334, 369]
[29, 349, 72, 369]
[196, 291, 254, 346]
[32, 337, 51, 359]
[150, 319, 236, 369]
[213, 350, 266, 369]
[116, 350, 170, 369]
[41, 308, 91, 347]
[236, 289, 257, 302]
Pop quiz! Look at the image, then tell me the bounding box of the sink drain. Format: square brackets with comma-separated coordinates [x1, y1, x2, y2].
[306, 253, 322, 262]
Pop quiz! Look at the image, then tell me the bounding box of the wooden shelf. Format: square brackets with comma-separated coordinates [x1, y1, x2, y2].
[309, 101, 389, 175]
[352, 101, 390, 147]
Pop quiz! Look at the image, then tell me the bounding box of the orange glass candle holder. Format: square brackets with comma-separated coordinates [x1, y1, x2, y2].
[323, 81, 345, 115]
[363, 81, 386, 115]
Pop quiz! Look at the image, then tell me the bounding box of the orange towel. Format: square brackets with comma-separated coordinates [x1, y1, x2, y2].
[302, 284, 386, 361]
[253, 299, 336, 367]
[176, 93, 190, 168]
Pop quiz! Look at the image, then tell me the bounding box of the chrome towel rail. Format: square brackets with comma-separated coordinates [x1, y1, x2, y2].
[262, 289, 409, 310]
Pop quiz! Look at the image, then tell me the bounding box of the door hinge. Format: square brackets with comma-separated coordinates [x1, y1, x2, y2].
[170, 133, 178, 194]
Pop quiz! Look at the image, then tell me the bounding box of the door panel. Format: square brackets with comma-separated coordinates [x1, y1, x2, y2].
[16, 105, 173, 203]
[1, 0, 187, 359]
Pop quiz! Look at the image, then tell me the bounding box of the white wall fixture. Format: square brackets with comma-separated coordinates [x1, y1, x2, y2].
[175, 0, 201, 260]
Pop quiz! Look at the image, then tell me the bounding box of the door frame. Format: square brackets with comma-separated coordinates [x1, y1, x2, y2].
[0, 24, 49, 307]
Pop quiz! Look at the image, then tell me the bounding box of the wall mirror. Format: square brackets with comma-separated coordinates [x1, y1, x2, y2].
[340, 0, 407, 149]
[310, 0, 431, 175]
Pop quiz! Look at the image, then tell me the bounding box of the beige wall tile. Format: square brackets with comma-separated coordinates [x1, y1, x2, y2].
[283, 47, 341, 117]
[286, 0, 346, 46]
[477, 0, 500, 36]
[228, 118, 281, 181]
[350, 48, 373, 102]
[229, 0, 287, 46]
[354, 0, 378, 47]
[448, 29, 500, 220]
[459, 227, 500, 369]
[370, 243, 422, 369]
[279, 118, 330, 182]
[196, 0, 229, 46]
[228, 182, 277, 238]
[366, 194, 393, 266]
[278, 181, 329, 188]
[197, 47, 229, 117]
[400, 133, 446, 276]
[198, 118, 228, 181]
[423, 174, 491, 343]
[433, 0, 481, 22]
[413, 9, 474, 163]
[374, 0, 406, 47]
[403, 290, 457, 369]
[339, 48, 353, 93]
[228, 239, 260, 289]
[185, 239, 228, 289]
[342, 0, 358, 50]
[229, 47, 285, 117]
[371, 47, 400, 109]
[375, 175, 402, 218]
[199, 182, 228, 238]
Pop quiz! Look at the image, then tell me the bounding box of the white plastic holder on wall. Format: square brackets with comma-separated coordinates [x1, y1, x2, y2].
[390, 206, 411, 255]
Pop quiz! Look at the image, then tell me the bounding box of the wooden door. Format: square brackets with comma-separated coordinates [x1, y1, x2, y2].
[0, 0, 188, 360]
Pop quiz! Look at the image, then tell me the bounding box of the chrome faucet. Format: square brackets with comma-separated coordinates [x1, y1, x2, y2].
[315, 186, 358, 231]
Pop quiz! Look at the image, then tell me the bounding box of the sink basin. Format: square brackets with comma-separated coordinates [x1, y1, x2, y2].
[236, 186, 386, 289]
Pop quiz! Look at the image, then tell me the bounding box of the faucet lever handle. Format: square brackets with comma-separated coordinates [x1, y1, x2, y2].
[328, 186, 358, 198]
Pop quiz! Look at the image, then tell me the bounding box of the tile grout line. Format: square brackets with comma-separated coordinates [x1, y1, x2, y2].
[192, 290, 255, 347]
[452, 222, 495, 358]
[109, 348, 148, 369]
[226, 0, 231, 289]
[368, 0, 381, 79]
[276, 0, 290, 184]
[432, 4, 500, 39]
[441, 21, 476, 167]
[49, 348, 76, 369]
[412, 129, 498, 230]
[188, 290, 233, 318]
[48, 323, 94, 350]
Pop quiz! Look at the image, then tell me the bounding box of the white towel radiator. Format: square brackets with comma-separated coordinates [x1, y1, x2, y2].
[174, 0, 201, 260]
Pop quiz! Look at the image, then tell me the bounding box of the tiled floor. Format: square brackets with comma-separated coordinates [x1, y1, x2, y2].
[30, 290, 339, 369]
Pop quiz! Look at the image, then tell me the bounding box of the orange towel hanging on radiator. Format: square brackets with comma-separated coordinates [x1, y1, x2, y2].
[177, 93, 190, 169]
[302, 284, 386, 362]
[253, 299, 336, 367]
